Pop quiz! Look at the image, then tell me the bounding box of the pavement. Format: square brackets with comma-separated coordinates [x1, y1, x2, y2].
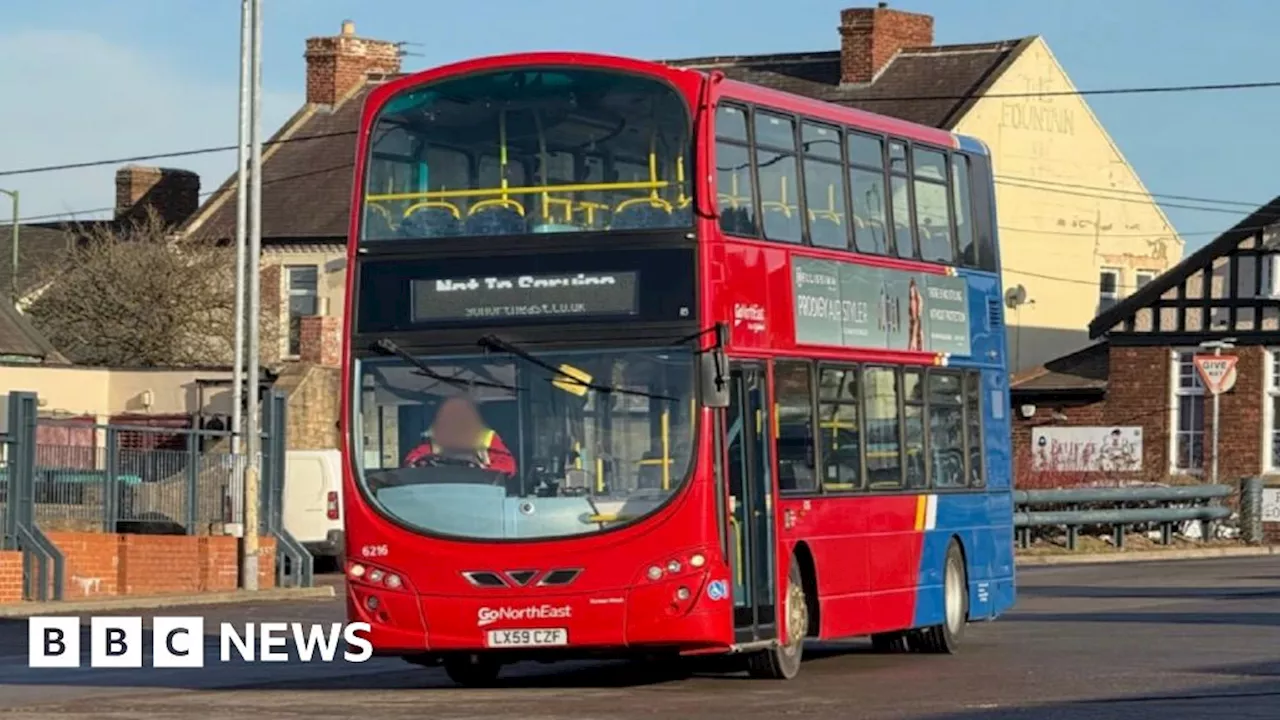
[0, 557, 1277, 719]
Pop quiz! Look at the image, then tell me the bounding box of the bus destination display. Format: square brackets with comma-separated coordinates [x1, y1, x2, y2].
[412, 271, 640, 322]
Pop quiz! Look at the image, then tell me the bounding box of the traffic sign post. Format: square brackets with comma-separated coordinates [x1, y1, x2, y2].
[1194, 349, 1238, 488]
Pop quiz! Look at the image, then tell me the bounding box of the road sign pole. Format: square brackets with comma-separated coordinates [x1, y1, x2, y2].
[1194, 342, 1236, 488]
[1211, 346, 1220, 487]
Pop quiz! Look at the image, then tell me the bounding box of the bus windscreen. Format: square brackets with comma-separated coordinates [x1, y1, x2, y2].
[352, 345, 696, 541]
[361, 67, 694, 240]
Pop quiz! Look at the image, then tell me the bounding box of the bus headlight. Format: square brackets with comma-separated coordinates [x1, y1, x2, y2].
[348, 563, 366, 578]
[666, 559, 682, 573]
[689, 553, 706, 568]
[647, 565, 663, 581]
[385, 574, 402, 589]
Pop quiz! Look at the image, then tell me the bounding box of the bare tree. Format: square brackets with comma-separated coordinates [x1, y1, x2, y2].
[26, 210, 278, 368]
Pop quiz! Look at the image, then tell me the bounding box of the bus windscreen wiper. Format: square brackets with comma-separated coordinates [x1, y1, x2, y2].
[477, 334, 674, 401]
[371, 338, 517, 391]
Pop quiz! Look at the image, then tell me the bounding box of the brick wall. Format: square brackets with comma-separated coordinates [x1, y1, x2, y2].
[1013, 344, 1269, 488]
[0, 551, 22, 604]
[47, 531, 121, 598]
[1103, 346, 1173, 475]
[40, 533, 278, 600]
[299, 315, 341, 367]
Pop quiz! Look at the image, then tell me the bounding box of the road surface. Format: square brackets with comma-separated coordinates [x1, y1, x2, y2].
[1, 557, 1277, 719]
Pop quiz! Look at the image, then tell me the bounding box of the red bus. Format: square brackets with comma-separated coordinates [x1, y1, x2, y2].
[341, 51, 1015, 685]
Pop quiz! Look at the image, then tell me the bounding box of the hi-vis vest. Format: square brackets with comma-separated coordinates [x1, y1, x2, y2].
[424, 429, 497, 465]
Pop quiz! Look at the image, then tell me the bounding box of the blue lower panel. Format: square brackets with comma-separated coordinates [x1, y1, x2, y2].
[911, 492, 1016, 629]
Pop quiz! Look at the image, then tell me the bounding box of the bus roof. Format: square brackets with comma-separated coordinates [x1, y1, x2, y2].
[363, 51, 987, 157]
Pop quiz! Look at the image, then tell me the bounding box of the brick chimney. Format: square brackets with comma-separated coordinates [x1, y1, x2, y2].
[114, 165, 201, 226]
[298, 314, 341, 367]
[304, 20, 401, 106]
[839, 3, 934, 85]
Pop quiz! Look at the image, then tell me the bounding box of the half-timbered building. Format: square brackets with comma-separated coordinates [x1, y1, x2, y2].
[1011, 198, 1280, 499]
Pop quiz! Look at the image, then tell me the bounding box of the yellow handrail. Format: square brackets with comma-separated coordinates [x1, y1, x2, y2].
[615, 196, 673, 214]
[402, 201, 461, 219]
[661, 409, 670, 491]
[469, 197, 525, 216]
[368, 179, 669, 202]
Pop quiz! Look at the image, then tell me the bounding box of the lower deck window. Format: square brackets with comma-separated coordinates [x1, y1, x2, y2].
[774, 361, 987, 493]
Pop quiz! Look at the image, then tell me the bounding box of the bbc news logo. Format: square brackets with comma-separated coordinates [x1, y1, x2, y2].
[28, 617, 373, 668]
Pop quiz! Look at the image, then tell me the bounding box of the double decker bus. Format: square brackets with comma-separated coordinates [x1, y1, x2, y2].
[342, 51, 1015, 685]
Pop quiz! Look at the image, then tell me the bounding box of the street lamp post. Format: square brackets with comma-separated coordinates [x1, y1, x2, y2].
[0, 189, 17, 303]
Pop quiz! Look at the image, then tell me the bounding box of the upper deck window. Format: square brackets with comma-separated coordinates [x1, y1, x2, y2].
[362, 67, 693, 241]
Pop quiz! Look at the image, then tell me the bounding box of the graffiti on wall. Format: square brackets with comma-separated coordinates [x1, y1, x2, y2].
[1032, 426, 1143, 472]
[1263, 488, 1280, 523]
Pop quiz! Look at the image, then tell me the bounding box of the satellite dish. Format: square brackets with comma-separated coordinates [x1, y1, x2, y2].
[1004, 284, 1028, 309]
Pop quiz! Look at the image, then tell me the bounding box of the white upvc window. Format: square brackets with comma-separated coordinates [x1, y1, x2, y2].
[1169, 349, 1205, 473]
[285, 265, 319, 358]
[1098, 267, 1120, 312]
[1264, 350, 1280, 472]
[1135, 269, 1156, 289]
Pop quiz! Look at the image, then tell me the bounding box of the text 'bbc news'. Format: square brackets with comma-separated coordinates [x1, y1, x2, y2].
[27, 617, 372, 668]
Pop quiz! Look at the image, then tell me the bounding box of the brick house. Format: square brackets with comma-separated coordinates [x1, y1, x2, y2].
[1009, 197, 1280, 513]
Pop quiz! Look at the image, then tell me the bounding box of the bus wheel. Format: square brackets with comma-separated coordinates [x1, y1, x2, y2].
[747, 559, 806, 679]
[915, 541, 968, 654]
[443, 654, 502, 687]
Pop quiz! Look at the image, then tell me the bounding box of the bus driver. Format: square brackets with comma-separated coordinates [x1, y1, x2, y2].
[404, 396, 517, 475]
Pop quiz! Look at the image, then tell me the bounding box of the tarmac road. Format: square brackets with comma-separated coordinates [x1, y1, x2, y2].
[1, 557, 1277, 719]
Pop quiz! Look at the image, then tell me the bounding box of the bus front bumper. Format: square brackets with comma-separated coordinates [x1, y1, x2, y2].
[347, 571, 732, 655]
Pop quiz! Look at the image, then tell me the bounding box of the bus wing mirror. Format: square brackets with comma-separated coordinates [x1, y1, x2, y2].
[699, 349, 729, 408]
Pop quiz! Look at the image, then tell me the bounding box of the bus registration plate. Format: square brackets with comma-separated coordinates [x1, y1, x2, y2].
[485, 628, 568, 647]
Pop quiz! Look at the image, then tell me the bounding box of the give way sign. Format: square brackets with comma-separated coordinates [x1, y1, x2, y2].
[1193, 354, 1238, 394]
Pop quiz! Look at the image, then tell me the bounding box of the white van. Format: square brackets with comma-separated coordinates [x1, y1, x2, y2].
[282, 449, 345, 560]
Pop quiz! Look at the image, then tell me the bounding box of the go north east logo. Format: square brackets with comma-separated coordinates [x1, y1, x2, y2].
[27, 617, 373, 668]
[477, 604, 572, 627]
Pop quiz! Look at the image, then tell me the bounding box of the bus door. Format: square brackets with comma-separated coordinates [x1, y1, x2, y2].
[725, 362, 777, 643]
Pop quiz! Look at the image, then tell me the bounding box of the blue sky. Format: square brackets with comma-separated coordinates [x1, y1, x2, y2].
[0, 0, 1274, 253]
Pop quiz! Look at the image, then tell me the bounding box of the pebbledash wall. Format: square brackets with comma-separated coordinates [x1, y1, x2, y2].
[0, 535, 277, 603]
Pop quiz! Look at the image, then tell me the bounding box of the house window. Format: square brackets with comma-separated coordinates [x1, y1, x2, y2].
[286, 265, 319, 357]
[1239, 254, 1280, 298]
[1266, 350, 1280, 471]
[1135, 270, 1156, 289]
[1171, 350, 1205, 472]
[1098, 268, 1120, 312]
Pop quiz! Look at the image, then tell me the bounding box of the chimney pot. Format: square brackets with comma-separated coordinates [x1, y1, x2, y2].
[839, 5, 934, 85]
